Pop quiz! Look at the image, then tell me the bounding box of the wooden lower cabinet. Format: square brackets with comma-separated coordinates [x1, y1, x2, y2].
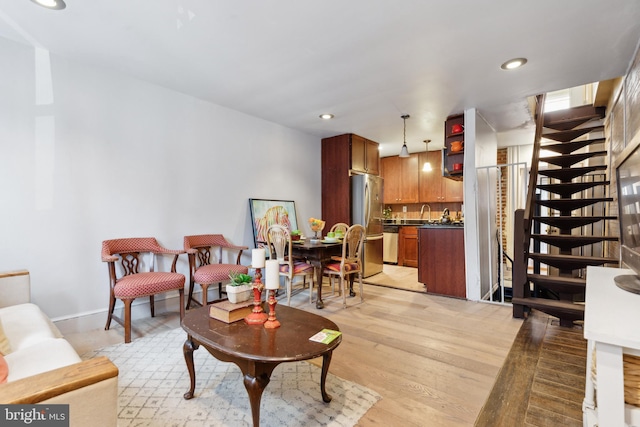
[398, 226, 418, 267]
[418, 227, 465, 298]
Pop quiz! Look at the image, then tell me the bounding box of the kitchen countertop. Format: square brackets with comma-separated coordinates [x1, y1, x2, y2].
[383, 219, 464, 228]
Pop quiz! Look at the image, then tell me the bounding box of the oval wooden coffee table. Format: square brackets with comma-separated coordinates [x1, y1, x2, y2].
[181, 304, 342, 427]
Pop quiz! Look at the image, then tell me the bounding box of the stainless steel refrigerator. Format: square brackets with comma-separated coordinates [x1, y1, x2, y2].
[351, 173, 384, 277]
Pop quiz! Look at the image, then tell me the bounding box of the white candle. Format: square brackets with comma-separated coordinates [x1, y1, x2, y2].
[265, 259, 280, 289]
[252, 248, 265, 268]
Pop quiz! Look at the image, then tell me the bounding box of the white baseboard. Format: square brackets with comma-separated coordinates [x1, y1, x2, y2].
[53, 288, 220, 335]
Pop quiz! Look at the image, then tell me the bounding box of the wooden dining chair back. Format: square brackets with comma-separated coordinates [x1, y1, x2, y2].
[266, 224, 315, 305]
[329, 222, 349, 236]
[184, 234, 249, 309]
[101, 237, 185, 343]
[323, 224, 366, 308]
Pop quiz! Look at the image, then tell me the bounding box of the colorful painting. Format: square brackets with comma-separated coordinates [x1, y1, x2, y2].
[249, 199, 298, 246]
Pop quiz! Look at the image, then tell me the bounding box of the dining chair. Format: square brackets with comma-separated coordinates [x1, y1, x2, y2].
[329, 222, 349, 236]
[323, 224, 366, 308]
[102, 237, 186, 343]
[266, 224, 315, 305]
[184, 234, 249, 309]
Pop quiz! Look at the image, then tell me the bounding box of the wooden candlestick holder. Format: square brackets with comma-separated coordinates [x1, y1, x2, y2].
[244, 268, 268, 325]
[263, 289, 281, 329]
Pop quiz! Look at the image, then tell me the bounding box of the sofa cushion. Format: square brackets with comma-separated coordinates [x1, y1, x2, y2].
[0, 303, 62, 352]
[4, 338, 81, 382]
[0, 318, 11, 355]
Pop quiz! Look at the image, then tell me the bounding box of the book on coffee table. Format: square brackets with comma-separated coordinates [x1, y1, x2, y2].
[209, 299, 255, 323]
[309, 328, 342, 344]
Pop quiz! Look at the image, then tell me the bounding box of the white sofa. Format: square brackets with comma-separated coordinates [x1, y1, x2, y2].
[0, 270, 118, 427]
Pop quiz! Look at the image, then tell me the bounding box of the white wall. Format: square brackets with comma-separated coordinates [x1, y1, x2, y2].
[463, 108, 498, 301]
[0, 37, 321, 320]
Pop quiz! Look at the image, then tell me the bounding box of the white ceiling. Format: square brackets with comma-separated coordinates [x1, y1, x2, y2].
[1, 1, 640, 156]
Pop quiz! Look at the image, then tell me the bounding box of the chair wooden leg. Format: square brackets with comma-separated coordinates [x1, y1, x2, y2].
[150, 295, 155, 317]
[178, 289, 185, 320]
[341, 276, 347, 308]
[123, 299, 133, 344]
[201, 284, 209, 306]
[287, 279, 292, 306]
[105, 294, 116, 330]
[359, 273, 364, 303]
[186, 278, 195, 310]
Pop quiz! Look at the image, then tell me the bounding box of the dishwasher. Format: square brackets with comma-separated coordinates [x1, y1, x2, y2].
[383, 225, 399, 264]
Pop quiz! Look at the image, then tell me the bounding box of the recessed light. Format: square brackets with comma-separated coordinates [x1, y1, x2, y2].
[30, 0, 66, 10]
[501, 58, 527, 70]
[319, 114, 334, 120]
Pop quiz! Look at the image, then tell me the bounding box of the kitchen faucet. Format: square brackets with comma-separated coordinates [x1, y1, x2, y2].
[419, 204, 431, 221]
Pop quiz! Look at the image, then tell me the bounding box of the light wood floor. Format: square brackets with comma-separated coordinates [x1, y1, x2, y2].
[65, 275, 522, 426]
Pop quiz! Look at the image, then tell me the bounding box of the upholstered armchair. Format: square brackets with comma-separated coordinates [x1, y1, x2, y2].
[266, 225, 315, 305]
[102, 237, 185, 343]
[184, 234, 249, 309]
[323, 224, 366, 308]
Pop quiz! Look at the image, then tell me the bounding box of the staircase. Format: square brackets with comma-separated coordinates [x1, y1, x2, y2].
[512, 96, 619, 326]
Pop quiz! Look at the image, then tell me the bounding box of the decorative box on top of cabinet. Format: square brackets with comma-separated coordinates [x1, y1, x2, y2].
[321, 133, 380, 228]
[443, 114, 464, 181]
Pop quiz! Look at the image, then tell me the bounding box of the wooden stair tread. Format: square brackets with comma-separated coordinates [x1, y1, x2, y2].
[543, 105, 605, 131]
[531, 234, 618, 250]
[537, 181, 609, 197]
[536, 197, 613, 212]
[542, 125, 604, 142]
[528, 274, 586, 286]
[532, 216, 616, 229]
[541, 138, 605, 155]
[527, 274, 587, 294]
[539, 151, 607, 167]
[528, 253, 618, 270]
[511, 297, 585, 320]
[538, 165, 607, 181]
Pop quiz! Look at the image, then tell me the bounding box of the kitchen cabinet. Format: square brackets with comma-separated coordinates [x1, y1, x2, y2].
[418, 151, 463, 203]
[321, 133, 380, 227]
[443, 113, 464, 180]
[418, 226, 466, 298]
[380, 154, 419, 204]
[351, 134, 380, 175]
[398, 226, 418, 267]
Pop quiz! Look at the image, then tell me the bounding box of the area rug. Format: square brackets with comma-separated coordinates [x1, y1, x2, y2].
[82, 328, 380, 427]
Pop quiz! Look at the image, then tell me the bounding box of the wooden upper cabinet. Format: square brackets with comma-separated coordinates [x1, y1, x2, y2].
[418, 150, 463, 203]
[419, 151, 444, 202]
[351, 134, 380, 174]
[380, 154, 419, 204]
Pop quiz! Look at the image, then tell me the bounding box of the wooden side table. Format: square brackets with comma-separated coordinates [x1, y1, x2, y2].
[584, 266, 640, 426]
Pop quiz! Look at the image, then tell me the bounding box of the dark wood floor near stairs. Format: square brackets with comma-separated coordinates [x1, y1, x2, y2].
[475, 310, 586, 427]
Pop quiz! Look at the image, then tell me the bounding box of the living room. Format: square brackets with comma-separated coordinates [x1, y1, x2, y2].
[2, 1, 640, 426]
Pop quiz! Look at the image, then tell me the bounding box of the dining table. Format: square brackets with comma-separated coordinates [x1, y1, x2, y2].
[290, 239, 344, 309]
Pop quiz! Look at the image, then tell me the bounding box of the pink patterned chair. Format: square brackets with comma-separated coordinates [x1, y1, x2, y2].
[266, 225, 315, 305]
[323, 224, 366, 308]
[184, 234, 249, 309]
[101, 237, 185, 343]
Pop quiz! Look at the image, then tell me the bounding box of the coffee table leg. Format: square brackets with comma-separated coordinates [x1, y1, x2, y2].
[242, 363, 277, 427]
[320, 351, 333, 402]
[183, 336, 199, 399]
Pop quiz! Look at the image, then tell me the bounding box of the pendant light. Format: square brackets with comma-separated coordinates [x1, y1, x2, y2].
[422, 140, 432, 171]
[399, 114, 410, 158]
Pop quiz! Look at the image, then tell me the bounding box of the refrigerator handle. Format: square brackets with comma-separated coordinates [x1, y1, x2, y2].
[364, 180, 371, 228]
[365, 235, 383, 241]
